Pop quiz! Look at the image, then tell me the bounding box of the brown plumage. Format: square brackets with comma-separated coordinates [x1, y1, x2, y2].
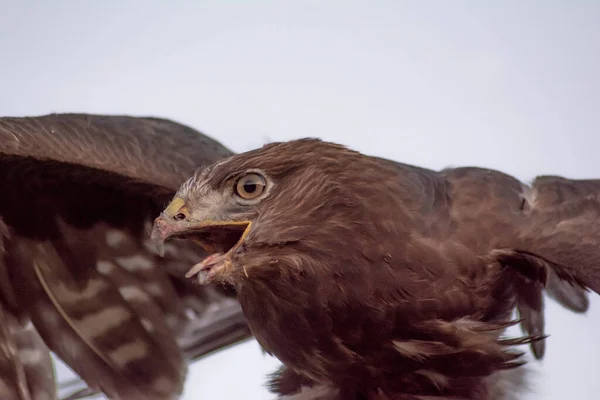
[0, 114, 253, 399]
[152, 138, 598, 400]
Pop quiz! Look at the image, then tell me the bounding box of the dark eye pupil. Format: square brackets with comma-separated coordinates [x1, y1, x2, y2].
[235, 173, 266, 199]
[243, 182, 257, 193]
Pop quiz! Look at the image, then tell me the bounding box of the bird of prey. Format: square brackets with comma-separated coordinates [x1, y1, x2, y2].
[0, 114, 253, 400]
[152, 138, 598, 400]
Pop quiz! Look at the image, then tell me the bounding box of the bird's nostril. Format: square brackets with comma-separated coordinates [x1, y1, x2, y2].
[174, 212, 186, 221]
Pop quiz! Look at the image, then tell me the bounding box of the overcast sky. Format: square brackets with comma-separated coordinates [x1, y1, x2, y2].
[1, 1, 599, 399]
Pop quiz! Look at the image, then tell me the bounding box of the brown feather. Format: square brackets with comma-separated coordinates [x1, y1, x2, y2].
[544, 267, 589, 313]
[0, 297, 56, 400]
[13, 320, 57, 400]
[0, 304, 32, 400]
[0, 113, 231, 193]
[2, 219, 57, 400]
[7, 235, 185, 399]
[515, 176, 600, 293]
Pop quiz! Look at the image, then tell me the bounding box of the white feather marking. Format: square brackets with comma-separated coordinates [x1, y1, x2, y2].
[143, 282, 163, 297]
[119, 286, 152, 303]
[96, 260, 115, 275]
[76, 307, 131, 338]
[52, 279, 107, 304]
[152, 376, 175, 394]
[414, 369, 450, 390]
[19, 349, 43, 365]
[6, 130, 20, 145]
[108, 339, 148, 367]
[34, 393, 54, 400]
[280, 384, 338, 399]
[521, 184, 538, 209]
[106, 229, 128, 247]
[114, 255, 154, 272]
[140, 319, 154, 332]
[8, 319, 34, 335]
[392, 340, 435, 361]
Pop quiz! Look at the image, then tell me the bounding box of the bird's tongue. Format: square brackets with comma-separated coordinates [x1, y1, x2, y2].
[185, 252, 228, 284]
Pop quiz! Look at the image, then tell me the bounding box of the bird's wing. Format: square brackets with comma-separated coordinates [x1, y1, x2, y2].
[515, 176, 600, 295]
[0, 114, 252, 400]
[438, 167, 596, 361]
[1, 222, 57, 400]
[0, 299, 57, 400]
[492, 175, 600, 361]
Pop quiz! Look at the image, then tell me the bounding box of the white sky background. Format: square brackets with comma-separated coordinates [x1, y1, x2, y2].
[1, 1, 599, 399]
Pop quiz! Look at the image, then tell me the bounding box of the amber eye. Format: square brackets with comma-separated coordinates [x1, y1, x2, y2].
[235, 173, 266, 199]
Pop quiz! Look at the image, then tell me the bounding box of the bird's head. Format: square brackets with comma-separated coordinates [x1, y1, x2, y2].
[151, 138, 408, 287]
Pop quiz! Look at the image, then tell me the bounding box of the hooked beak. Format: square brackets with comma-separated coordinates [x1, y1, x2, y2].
[150, 198, 251, 284]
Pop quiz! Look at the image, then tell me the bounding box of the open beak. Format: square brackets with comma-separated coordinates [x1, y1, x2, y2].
[151, 210, 251, 284]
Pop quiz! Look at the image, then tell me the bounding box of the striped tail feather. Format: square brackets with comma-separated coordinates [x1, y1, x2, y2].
[6, 236, 187, 400]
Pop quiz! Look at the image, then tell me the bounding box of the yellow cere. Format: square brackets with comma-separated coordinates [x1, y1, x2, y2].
[164, 197, 186, 217]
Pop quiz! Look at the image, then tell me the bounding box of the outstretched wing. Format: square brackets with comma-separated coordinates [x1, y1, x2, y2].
[438, 166, 596, 361]
[0, 114, 252, 399]
[516, 176, 600, 294]
[495, 175, 600, 361]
